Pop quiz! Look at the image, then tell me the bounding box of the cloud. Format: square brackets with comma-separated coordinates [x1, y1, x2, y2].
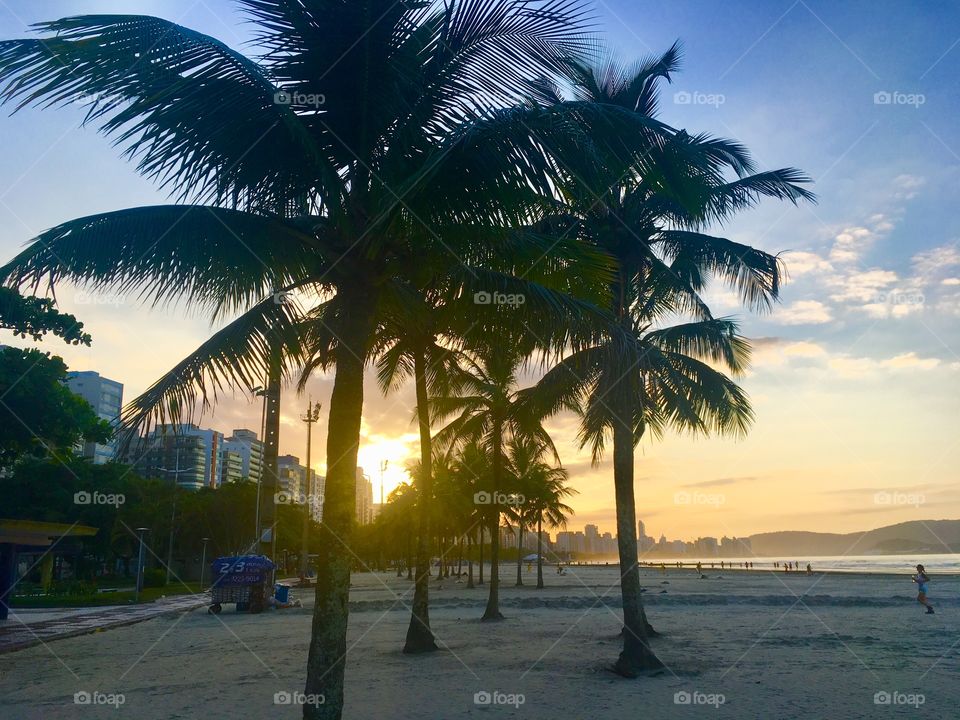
[751, 338, 827, 368]
[829, 226, 873, 263]
[942, 278, 960, 286]
[828, 268, 898, 303]
[772, 300, 833, 325]
[827, 352, 942, 378]
[682, 476, 759, 488]
[892, 173, 926, 200]
[783, 250, 833, 278]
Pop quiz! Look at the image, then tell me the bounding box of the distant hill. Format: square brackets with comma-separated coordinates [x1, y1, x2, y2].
[748, 520, 960, 557]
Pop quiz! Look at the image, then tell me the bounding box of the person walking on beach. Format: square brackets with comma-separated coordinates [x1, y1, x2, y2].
[913, 564, 935, 614]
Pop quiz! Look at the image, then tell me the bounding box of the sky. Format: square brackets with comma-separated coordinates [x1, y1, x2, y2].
[0, 1, 957, 541]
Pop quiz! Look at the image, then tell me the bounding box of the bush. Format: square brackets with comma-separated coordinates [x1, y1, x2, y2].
[142, 569, 167, 588]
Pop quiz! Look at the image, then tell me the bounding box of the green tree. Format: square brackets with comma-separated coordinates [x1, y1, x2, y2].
[0, 348, 111, 468]
[0, 287, 91, 345]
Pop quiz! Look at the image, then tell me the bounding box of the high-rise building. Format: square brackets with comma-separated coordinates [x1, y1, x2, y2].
[277, 454, 305, 500]
[128, 431, 207, 490]
[221, 449, 244, 484]
[65, 371, 123, 464]
[355, 467, 373, 525]
[223, 428, 263, 483]
[584, 524, 600, 554]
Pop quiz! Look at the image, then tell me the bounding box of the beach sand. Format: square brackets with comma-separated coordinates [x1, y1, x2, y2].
[1, 566, 957, 719]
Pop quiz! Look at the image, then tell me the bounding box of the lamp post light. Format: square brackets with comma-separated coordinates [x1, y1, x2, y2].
[200, 537, 210, 590]
[134, 527, 149, 602]
[299, 398, 322, 584]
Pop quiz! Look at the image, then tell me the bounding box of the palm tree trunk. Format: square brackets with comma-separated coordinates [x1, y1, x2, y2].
[403, 348, 438, 653]
[406, 530, 414, 581]
[610, 388, 662, 677]
[467, 531, 474, 588]
[456, 536, 464, 577]
[482, 417, 504, 620]
[536, 516, 544, 589]
[304, 293, 376, 719]
[515, 523, 524, 586]
[478, 525, 484, 585]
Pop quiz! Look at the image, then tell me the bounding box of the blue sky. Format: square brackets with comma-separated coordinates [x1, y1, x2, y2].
[1, 1, 957, 539]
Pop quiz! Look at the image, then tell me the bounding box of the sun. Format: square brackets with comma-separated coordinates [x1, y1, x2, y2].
[356, 435, 419, 501]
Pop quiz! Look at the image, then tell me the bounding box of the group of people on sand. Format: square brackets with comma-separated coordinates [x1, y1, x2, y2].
[772, 561, 813, 574]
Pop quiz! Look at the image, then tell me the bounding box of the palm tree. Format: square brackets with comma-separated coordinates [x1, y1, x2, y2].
[433, 347, 556, 619]
[525, 47, 814, 676]
[449, 441, 489, 589]
[505, 438, 577, 589]
[0, 4, 635, 716]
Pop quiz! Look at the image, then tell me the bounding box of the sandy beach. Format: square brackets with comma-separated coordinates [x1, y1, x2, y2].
[1, 566, 956, 719]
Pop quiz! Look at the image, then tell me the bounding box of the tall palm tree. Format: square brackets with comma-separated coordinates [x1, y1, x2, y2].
[433, 347, 556, 619]
[0, 4, 644, 716]
[505, 438, 577, 589]
[525, 46, 814, 676]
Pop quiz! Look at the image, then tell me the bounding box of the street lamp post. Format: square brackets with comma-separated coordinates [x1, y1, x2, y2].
[155, 445, 195, 585]
[134, 527, 149, 602]
[299, 398, 321, 584]
[199, 537, 210, 590]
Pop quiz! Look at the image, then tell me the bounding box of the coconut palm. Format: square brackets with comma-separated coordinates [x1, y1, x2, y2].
[433, 346, 556, 619]
[506, 438, 577, 588]
[503, 436, 575, 587]
[523, 47, 814, 676]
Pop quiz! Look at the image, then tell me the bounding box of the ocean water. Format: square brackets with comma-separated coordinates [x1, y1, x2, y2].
[638, 553, 960, 574]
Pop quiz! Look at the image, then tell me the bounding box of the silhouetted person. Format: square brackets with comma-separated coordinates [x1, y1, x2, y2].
[913, 564, 935, 614]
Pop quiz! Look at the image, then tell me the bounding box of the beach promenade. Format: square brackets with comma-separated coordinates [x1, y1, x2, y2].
[0, 593, 209, 654]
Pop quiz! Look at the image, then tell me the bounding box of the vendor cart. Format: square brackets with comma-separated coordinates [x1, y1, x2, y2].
[208, 555, 275, 614]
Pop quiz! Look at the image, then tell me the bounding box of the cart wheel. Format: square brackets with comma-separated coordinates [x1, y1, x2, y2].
[209, 603, 222, 614]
